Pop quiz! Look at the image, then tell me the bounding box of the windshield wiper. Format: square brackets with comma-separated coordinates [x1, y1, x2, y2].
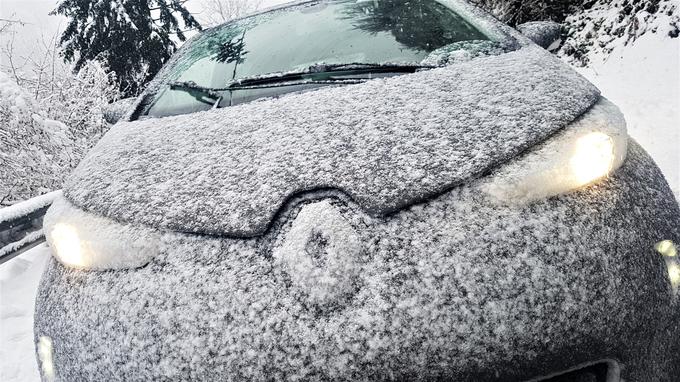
[166, 63, 434, 96]
[168, 77, 368, 96]
[226, 62, 435, 89]
[169, 81, 224, 108]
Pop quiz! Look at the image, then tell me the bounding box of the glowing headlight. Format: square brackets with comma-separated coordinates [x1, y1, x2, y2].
[656, 240, 678, 258]
[656, 240, 680, 294]
[668, 263, 680, 290]
[483, 98, 627, 203]
[570, 132, 615, 185]
[37, 336, 54, 380]
[49, 223, 84, 268]
[44, 197, 160, 270]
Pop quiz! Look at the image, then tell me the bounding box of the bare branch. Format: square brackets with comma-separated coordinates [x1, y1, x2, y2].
[0, 18, 28, 26]
[3, 32, 23, 86]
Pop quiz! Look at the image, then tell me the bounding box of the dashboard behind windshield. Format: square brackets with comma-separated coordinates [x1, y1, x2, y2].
[142, 0, 495, 119]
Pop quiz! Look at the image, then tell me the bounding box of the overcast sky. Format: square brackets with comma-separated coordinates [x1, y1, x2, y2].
[1, 0, 65, 63]
[0, 0, 287, 67]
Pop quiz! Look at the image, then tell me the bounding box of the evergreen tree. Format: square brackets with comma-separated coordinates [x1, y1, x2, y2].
[53, 0, 202, 96]
[470, 0, 584, 26]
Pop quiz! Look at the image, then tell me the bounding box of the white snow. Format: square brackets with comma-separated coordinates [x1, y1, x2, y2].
[0, 244, 49, 382]
[572, 32, 680, 199]
[273, 200, 364, 305]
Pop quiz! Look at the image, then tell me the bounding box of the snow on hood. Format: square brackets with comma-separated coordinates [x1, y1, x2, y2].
[64, 46, 600, 237]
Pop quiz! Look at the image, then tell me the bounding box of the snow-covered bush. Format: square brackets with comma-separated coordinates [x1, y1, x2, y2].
[35, 60, 121, 152]
[0, 61, 122, 204]
[469, 0, 583, 25]
[471, 0, 679, 66]
[1, 22, 123, 204]
[0, 71, 74, 204]
[1, 22, 122, 153]
[560, 0, 680, 65]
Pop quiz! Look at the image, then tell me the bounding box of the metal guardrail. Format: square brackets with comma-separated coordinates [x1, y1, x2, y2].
[0, 190, 61, 265]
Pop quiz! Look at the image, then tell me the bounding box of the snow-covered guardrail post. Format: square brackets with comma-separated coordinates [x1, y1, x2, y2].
[0, 190, 61, 265]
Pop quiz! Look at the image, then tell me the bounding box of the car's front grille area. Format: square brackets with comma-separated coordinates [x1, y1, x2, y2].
[532, 361, 619, 382]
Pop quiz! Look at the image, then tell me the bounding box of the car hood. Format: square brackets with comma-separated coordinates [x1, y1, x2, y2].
[65, 46, 599, 237]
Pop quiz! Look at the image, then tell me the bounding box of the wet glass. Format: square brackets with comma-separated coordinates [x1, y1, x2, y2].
[144, 0, 490, 118]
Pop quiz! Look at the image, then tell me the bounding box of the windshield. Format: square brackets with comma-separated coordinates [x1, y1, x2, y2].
[142, 0, 494, 119]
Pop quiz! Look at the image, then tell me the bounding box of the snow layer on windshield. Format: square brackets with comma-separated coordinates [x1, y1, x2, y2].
[65, 45, 599, 237]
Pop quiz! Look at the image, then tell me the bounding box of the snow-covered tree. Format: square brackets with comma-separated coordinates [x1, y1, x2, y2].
[53, 0, 202, 96]
[198, 0, 262, 27]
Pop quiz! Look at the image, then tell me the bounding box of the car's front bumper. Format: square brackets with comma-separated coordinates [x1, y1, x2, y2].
[35, 140, 680, 381]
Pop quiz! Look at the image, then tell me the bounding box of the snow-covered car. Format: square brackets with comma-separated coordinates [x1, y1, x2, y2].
[35, 0, 680, 381]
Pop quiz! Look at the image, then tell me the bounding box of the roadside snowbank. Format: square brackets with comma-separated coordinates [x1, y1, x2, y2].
[0, 245, 49, 382]
[574, 32, 680, 199]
